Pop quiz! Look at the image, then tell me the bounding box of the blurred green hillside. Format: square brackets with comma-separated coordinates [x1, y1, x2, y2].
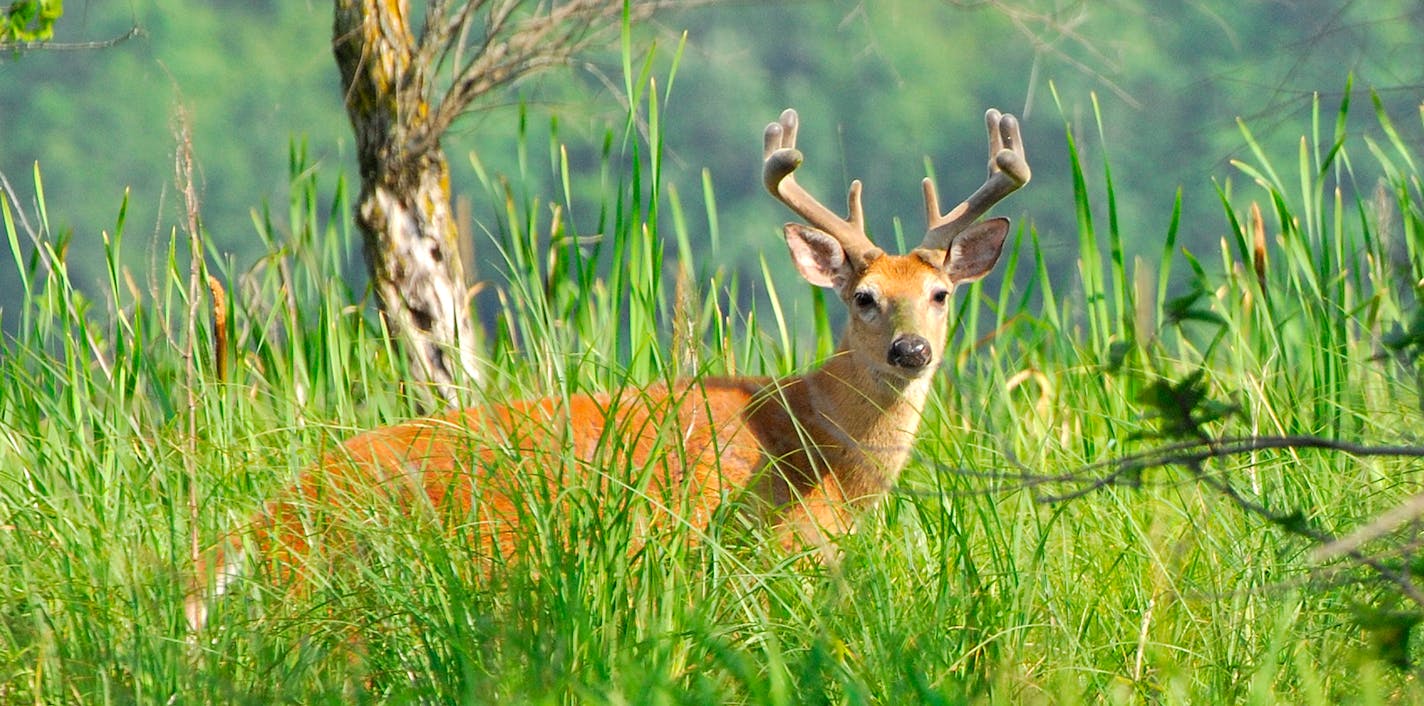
[1, 0, 1421, 328]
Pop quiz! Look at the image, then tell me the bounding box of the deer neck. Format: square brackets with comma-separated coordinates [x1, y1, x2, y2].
[794, 343, 936, 499]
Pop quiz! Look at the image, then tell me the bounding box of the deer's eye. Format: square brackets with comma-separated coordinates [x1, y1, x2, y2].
[931, 289, 950, 306]
[853, 291, 877, 310]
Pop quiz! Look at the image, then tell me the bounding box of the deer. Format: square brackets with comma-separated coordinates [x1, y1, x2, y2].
[186, 107, 1029, 630]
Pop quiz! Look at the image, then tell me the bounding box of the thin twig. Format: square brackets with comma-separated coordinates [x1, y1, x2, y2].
[976, 433, 1424, 609]
[1315, 492, 1424, 562]
[1187, 458, 1424, 609]
[1013, 435, 1424, 503]
[0, 25, 140, 53]
[0, 168, 46, 269]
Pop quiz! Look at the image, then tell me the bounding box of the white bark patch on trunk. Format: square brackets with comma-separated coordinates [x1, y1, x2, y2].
[362, 174, 482, 406]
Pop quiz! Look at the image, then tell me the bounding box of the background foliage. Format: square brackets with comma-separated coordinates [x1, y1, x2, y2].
[4, 1, 1424, 703]
[2, 1, 1422, 327]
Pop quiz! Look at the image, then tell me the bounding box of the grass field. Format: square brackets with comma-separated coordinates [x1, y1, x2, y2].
[3, 64, 1424, 703]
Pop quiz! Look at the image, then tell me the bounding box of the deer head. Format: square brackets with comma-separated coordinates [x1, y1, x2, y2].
[762, 108, 1030, 381]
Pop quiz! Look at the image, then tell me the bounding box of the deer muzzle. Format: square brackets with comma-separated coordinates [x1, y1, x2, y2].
[887, 334, 933, 371]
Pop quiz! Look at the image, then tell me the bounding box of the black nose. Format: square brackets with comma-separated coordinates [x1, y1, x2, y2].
[887, 335, 932, 370]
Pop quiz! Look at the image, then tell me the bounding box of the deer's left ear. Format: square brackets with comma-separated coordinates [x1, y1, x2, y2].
[942, 218, 1009, 284]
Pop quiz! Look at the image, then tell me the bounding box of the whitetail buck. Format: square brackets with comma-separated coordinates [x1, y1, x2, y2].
[187, 108, 1029, 629]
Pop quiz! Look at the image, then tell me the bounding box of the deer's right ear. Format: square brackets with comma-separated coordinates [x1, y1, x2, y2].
[784, 223, 852, 290]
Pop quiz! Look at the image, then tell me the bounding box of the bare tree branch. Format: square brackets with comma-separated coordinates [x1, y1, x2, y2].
[407, 0, 651, 160]
[990, 435, 1424, 503]
[0, 24, 139, 53]
[977, 433, 1424, 609]
[1316, 492, 1424, 562]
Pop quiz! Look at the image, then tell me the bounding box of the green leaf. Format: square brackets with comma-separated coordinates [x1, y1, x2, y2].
[2, 0, 63, 42]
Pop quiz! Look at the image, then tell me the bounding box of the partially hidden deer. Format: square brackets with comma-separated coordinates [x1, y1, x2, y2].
[186, 107, 1029, 630]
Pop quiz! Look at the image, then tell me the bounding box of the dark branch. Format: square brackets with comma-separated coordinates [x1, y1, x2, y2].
[976, 434, 1424, 608]
[1007, 435, 1424, 503]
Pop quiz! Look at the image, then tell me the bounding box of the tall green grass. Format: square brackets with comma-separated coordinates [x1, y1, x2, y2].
[909, 85, 1424, 702]
[3, 45, 1424, 705]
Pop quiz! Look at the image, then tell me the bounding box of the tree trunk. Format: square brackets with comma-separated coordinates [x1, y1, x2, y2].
[333, 0, 482, 406]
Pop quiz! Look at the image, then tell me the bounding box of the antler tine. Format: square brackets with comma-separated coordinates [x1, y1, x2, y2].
[763, 109, 880, 264]
[919, 109, 1032, 252]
